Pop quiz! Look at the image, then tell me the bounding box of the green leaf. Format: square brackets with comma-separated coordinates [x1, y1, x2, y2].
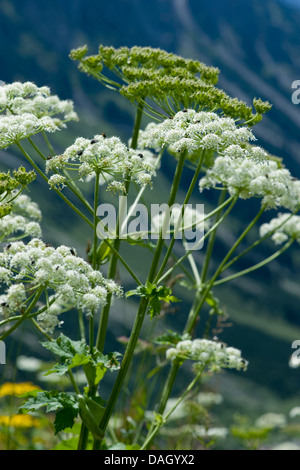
[54, 406, 79, 434]
[153, 330, 191, 346]
[205, 292, 224, 316]
[20, 390, 79, 416]
[97, 240, 112, 265]
[44, 363, 69, 376]
[41, 334, 87, 361]
[126, 283, 180, 319]
[20, 391, 63, 413]
[78, 396, 105, 439]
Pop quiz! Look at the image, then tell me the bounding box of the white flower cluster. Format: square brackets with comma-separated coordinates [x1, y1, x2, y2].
[137, 109, 255, 157]
[0, 239, 122, 323]
[36, 296, 75, 333]
[159, 423, 228, 440]
[200, 150, 300, 210]
[0, 81, 78, 126]
[195, 391, 223, 407]
[193, 425, 229, 440]
[271, 442, 300, 451]
[289, 407, 300, 419]
[259, 213, 300, 245]
[255, 413, 286, 429]
[0, 81, 79, 149]
[0, 82, 50, 110]
[46, 134, 157, 190]
[166, 338, 248, 372]
[0, 193, 42, 242]
[0, 113, 59, 149]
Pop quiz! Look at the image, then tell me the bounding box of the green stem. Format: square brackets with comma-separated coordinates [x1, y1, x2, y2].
[214, 238, 294, 286]
[220, 208, 300, 274]
[157, 195, 238, 284]
[27, 137, 47, 160]
[89, 172, 100, 356]
[95, 106, 144, 354]
[41, 130, 55, 155]
[16, 143, 93, 228]
[184, 204, 266, 335]
[146, 203, 266, 442]
[77, 426, 89, 451]
[28, 136, 94, 215]
[95, 150, 186, 444]
[154, 150, 205, 283]
[141, 368, 203, 449]
[131, 104, 144, 150]
[200, 189, 227, 282]
[31, 317, 81, 395]
[0, 287, 43, 341]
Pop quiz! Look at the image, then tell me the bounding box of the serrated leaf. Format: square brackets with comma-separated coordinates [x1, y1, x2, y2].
[44, 363, 70, 376]
[126, 283, 180, 319]
[54, 407, 79, 434]
[41, 334, 88, 361]
[19, 390, 78, 415]
[20, 391, 61, 413]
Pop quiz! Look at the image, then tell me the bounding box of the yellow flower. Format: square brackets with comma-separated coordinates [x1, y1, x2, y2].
[0, 414, 40, 428]
[0, 382, 40, 397]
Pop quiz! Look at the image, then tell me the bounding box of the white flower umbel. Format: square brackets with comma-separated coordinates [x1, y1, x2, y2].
[0, 81, 78, 128]
[11, 193, 42, 221]
[259, 213, 300, 245]
[137, 109, 256, 158]
[255, 412, 286, 429]
[48, 174, 67, 190]
[0, 113, 59, 149]
[200, 151, 300, 210]
[0, 82, 50, 110]
[0, 283, 27, 318]
[0, 239, 122, 322]
[166, 338, 248, 372]
[289, 407, 300, 419]
[0, 193, 42, 242]
[46, 135, 157, 190]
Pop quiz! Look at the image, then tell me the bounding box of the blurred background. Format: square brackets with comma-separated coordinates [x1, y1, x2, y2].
[1, 0, 300, 448]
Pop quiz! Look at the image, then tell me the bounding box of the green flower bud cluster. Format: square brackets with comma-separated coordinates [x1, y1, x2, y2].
[70, 45, 271, 125]
[12, 167, 36, 186]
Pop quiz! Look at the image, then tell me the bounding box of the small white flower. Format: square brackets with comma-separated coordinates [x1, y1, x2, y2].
[260, 213, 300, 245]
[200, 154, 300, 210]
[137, 109, 256, 160]
[289, 407, 300, 419]
[166, 338, 247, 372]
[0, 113, 59, 149]
[0, 239, 123, 327]
[255, 413, 286, 429]
[46, 135, 156, 190]
[48, 174, 67, 190]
